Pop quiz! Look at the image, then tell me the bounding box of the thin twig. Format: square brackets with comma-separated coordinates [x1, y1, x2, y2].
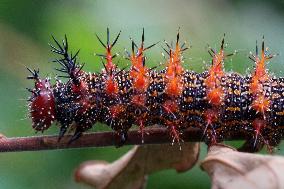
[0, 127, 244, 153]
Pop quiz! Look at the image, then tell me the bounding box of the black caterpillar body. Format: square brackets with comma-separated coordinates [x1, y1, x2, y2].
[27, 29, 283, 151]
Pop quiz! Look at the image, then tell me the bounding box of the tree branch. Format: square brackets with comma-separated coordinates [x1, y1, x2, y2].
[0, 127, 246, 152]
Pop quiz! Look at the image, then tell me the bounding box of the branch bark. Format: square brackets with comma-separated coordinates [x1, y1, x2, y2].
[0, 127, 247, 152]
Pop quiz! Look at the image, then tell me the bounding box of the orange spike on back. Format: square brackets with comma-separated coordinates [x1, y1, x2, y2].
[165, 29, 187, 79]
[165, 76, 183, 96]
[96, 28, 121, 73]
[105, 76, 118, 95]
[129, 39, 147, 79]
[128, 29, 157, 92]
[95, 28, 121, 96]
[249, 37, 275, 115]
[207, 34, 226, 78]
[249, 37, 275, 94]
[133, 66, 149, 92]
[164, 30, 189, 96]
[205, 34, 231, 106]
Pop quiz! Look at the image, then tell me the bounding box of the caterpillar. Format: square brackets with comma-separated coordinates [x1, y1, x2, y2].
[27, 28, 283, 152]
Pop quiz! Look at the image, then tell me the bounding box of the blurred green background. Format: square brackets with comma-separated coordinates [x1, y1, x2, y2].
[1, 0, 284, 188]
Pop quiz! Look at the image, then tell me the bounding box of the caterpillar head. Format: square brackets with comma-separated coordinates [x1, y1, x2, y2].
[27, 68, 56, 132]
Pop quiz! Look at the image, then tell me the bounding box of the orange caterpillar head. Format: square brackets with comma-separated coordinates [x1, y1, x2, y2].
[96, 28, 121, 73]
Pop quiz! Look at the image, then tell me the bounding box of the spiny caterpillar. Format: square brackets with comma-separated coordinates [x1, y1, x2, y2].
[27, 28, 283, 152]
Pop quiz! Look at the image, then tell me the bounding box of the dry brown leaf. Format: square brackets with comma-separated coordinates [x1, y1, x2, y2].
[74, 142, 200, 189]
[201, 144, 284, 189]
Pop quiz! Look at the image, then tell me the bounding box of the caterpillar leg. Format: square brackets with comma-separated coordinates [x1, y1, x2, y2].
[238, 126, 280, 153]
[58, 125, 69, 142]
[238, 138, 264, 153]
[114, 131, 129, 148]
[68, 127, 84, 144]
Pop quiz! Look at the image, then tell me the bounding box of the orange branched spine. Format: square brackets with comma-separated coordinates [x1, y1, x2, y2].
[249, 37, 274, 115]
[96, 28, 122, 95]
[128, 29, 158, 92]
[96, 28, 121, 73]
[164, 29, 188, 97]
[205, 34, 227, 106]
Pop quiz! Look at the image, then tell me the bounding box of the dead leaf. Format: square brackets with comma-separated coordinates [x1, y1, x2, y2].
[75, 142, 200, 189]
[201, 144, 284, 189]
